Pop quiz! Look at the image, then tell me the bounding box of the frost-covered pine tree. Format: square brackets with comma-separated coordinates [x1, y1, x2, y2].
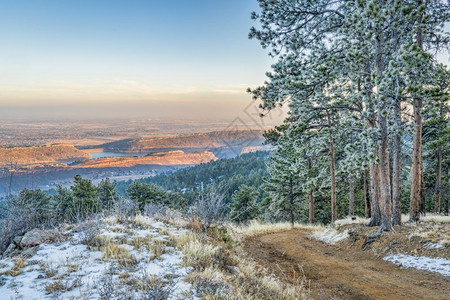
[250, 0, 449, 231]
[264, 135, 304, 226]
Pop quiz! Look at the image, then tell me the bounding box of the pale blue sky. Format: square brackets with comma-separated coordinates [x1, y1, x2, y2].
[0, 0, 274, 119]
[0, 1, 448, 120]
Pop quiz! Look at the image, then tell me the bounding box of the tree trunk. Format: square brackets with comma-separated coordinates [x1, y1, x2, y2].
[349, 180, 355, 216]
[378, 121, 393, 231]
[434, 146, 442, 214]
[364, 170, 371, 218]
[327, 111, 337, 223]
[308, 159, 315, 224]
[369, 153, 381, 226]
[445, 194, 449, 216]
[409, 5, 424, 223]
[375, 16, 393, 232]
[289, 177, 294, 227]
[392, 104, 402, 225]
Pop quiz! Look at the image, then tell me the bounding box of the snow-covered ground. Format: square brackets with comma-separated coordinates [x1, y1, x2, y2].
[383, 254, 450, 277]
[0, 217, 197, 299]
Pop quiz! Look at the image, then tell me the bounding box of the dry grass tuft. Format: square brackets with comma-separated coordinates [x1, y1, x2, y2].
[133, 214, 154, 228]
[182, 240, 219, 271]
[103, 242, 138, 268]
[167, 232, 198, 249]
[149, 240, 167, 260]
[2, 257, 26, 277]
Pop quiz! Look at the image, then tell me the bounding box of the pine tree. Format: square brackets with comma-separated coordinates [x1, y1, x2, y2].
[230, 185, 260, 223]
[264, 135, 304, 226]
[70, 175, 99, 220]
[97, 178, 117, 209]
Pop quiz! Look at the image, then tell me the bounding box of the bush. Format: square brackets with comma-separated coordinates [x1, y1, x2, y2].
[188, 190, 227, 230]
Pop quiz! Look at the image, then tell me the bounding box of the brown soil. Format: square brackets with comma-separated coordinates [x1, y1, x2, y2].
[244, 229, 449, 300]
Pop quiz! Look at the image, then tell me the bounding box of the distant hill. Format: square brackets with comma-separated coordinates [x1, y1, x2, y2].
[100, 130, 265, 157]
[76, 150, 217, 168]
[0, 144, 90, 168]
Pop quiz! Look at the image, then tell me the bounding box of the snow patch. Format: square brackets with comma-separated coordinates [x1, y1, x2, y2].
[0, 217, 195, 299]
[423, 242, 444, 250]
[384, 254, 450, 277]
[311, 228, 349, 244]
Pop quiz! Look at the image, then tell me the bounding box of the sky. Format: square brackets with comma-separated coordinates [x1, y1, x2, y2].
[0, 1, 449, 122]
[0, 0, 275, 121]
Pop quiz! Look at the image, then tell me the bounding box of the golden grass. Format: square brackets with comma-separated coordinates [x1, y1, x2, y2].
[133, 214, 154, 228]
[129, 236, 151, 252]
[181, 240, 218, 270]
[44, 280, 66, 295]
[149, 240, 167, 260]
[230, 220, 323, 238]
[102, 242, 138, 268]
[167, 232, 198, 249]
[1, 257, 26, 277]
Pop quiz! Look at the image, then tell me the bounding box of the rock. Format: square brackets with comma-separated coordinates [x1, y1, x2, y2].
[21, 246, 39, 258]
[226, 265, 241, 276]
[20, 229, 60, 248]
[193, 276, 234, 297]
[0, 276, 6, 286]
[3, 243, 16, 257]
[73, 220, 98, 233]
[13, 236, 23, 247]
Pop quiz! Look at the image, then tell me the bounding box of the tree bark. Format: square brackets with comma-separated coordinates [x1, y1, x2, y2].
[392, 102, 402, 225]
[349, 179, 355, 216]
[375, 11, 393, 231]
[378, 121, 393, 231]
[445, 194, 449, 216]
[368, 152, 381, 226]
[327, 111, 337, 223]
[409, 3, 424, 223]
[364, 170, 371, 218]
[308, 159, 315, 224]
[289, 177, 295, 227]
[434, 146, 442, 214]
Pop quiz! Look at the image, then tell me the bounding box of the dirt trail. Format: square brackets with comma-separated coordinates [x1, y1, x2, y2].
[244, 229, 449, 300]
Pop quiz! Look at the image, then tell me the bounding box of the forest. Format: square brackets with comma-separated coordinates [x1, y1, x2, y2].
[247, 0, 450, 231]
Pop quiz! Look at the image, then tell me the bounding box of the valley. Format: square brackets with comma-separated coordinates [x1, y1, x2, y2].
[0, 127, 266, 198]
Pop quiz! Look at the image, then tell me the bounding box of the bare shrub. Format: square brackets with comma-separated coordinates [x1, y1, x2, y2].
[77, 218, 102, 247]
[188, 190, 227, 231]
[98, 263, 116, 300]
[114, 197, 138, 222]
[139, 270, 175, 300]
[143, 203, 167, 218]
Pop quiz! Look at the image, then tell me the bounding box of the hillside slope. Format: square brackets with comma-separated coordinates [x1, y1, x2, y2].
[101, 130, 264, 153]
[0, 144, 90, 168]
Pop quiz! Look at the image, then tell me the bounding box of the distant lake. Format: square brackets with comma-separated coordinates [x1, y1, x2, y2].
[89, 152, 134, 159]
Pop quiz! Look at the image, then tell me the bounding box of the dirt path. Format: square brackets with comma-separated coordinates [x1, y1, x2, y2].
[244, 229, 449, 300]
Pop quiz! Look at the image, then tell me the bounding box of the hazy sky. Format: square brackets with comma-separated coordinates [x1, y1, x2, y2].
[0, 0, 275, 120]
[0, 1, 448, 121]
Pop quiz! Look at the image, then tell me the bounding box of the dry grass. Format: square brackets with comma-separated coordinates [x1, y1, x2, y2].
[167, 232, 198, 249]
[334, 216, 370, 226]
[175, 219, 310, 299]
[230, 220, 323, 238]
[103, 242, 138, 268]
[44, 280, 66, 294]
[149, 240, 167, 260]
[1, 257, 26, 277]
[129, 236, 151, 252]
[181, 240, 219, 270]
[133, 214, 154, 228]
